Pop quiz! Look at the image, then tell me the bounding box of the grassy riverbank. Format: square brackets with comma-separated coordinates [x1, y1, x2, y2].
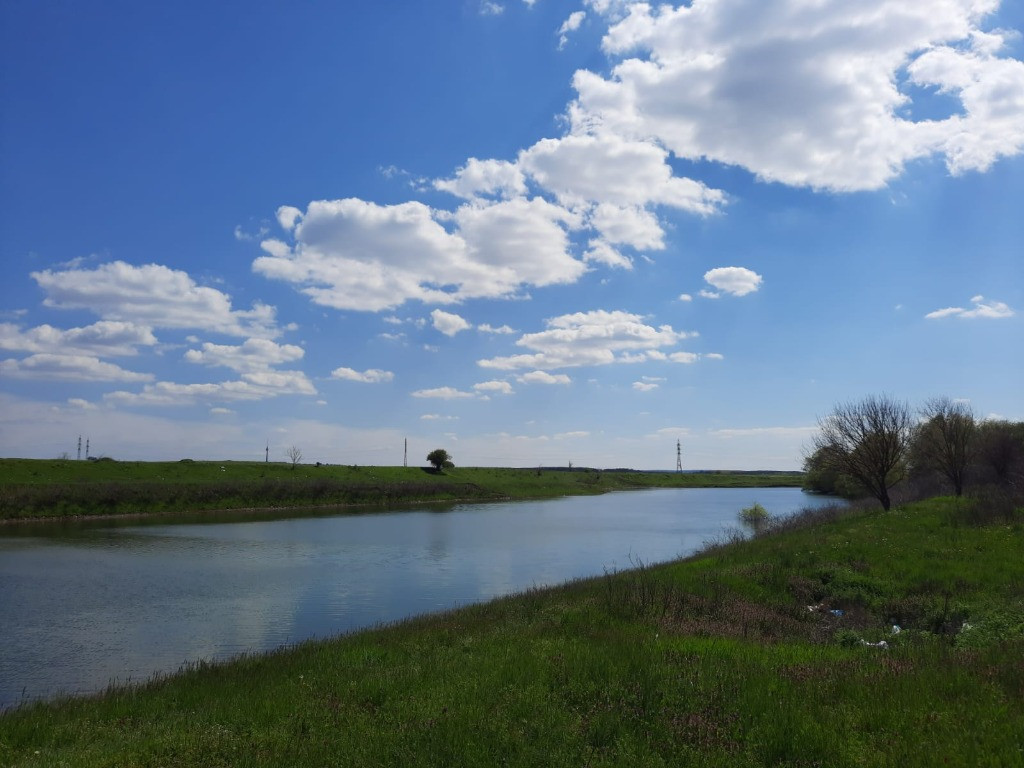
[2, 495, 1021, 766]
[0, 458, 801, 521]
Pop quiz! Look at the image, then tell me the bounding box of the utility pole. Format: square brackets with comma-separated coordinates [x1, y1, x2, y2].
[676, 439, 682, 473]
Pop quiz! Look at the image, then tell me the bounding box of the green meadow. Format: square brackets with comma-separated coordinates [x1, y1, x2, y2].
[1, 495, 1021, 766]
[0, 458, 801, 521]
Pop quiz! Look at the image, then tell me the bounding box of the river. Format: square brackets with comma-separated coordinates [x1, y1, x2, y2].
[0, 486, 836, 709]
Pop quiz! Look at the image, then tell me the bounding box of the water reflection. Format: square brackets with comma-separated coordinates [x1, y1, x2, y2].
[0, 487, 836, 708]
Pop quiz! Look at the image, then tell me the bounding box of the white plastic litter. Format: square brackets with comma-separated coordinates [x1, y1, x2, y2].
[860, 640, 889, 649]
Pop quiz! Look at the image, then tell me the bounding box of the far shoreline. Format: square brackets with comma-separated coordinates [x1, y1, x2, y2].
[0, 458, 804, 524]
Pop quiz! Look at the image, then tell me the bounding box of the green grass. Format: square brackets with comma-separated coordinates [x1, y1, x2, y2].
[0, 458, 802, 521]
[1, 495, 1021, 766]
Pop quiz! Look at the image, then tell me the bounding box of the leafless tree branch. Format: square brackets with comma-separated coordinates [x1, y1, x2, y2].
[915, 397, 976, 496]
[812, 394, 913, 511]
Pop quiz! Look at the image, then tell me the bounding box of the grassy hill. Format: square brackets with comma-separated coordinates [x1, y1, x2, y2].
[1, 494, 1021, 766]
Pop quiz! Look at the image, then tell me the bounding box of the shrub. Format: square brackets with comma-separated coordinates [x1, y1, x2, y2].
[834, 629, 862, 648]
[739, 502, 769, 525]
[954, 610, 1024, 649]
[739, 502, 770, 534]
[426, 449, 452, 471]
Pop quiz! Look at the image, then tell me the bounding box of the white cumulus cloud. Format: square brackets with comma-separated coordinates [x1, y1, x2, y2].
[0, 354, 155, 382]
[703, 266, 763, 297]
[474, 380, 514, 395]
[479, 309, 696, 371]
[105, 370, 316, 407]
[431, 309, 472, 336]
[331, 367, 395, 383]
[0, 321, 157, 357]
[32, 261, 280, 338]
[434, 158, 527, 200]
[555, 430, 590, 439]
[576, 0, 1024, 191]
[254, 197, 586, 312]
[925, 294, 1015, 319]
[588, 203, 665, 251]
[478, 323, 517, 335]
[558, 10, 586, 49]
[411, 386, 477, 400]
[244, 0, 1024, 337]
[520, 132, 723, 216]
[184, 338, 305, 373]
[517, 370, 572, 385]
[583, 239, 633, 269]
[668, 351, 699, 364]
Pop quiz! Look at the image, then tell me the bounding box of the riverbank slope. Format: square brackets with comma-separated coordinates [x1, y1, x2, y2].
[0, 458, 801, 521]
[1, 495, 1021, 766]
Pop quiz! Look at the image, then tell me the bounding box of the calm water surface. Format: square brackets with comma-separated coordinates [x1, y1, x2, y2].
[0, 487, 835, 708]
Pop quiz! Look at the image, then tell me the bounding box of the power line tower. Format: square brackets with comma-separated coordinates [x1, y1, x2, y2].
[77, 435, 82, 461]
[403, 438, 408, 468]
[676, 439, 682, 473]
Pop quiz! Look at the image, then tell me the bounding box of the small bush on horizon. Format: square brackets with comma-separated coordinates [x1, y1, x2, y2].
[426, 448, 453, 471]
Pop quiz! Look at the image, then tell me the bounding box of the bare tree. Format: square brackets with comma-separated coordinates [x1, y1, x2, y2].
[974, 420, 1024, 489]
[285, 445, 303, 469]
[914, 397, 976, 496]
[812, 394, 913, 511]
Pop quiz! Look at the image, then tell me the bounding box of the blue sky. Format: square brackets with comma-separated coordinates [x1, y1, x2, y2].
[1, 0, 1022, 470]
